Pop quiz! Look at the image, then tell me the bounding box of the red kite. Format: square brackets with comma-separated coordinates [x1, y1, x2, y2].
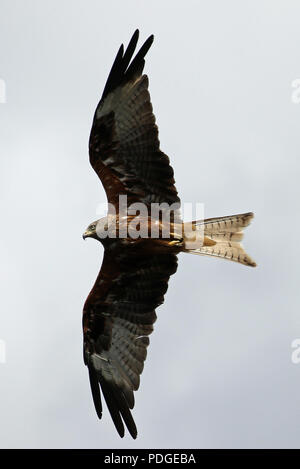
[83, 30, 256, 439]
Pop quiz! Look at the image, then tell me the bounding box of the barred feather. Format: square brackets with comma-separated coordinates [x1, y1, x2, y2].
[184, 212, 256, 267]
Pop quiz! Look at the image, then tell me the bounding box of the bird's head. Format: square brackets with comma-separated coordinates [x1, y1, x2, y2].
[83, 217, 111, 242]
[82, 220, 99, 240]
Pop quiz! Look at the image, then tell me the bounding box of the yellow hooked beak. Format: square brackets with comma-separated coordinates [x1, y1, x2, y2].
[82, 230, 92, 240]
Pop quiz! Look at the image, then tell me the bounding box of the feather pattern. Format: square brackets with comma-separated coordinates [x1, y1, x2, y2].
[89, 30, 180, 209]
[83, 247, 178, 438]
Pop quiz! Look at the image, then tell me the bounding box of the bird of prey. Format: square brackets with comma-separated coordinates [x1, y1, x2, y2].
[82, 30, 256, 439]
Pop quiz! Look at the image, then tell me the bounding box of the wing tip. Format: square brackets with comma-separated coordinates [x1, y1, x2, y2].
[101, 30, 154, 101]
[88, 364, 103, 420]
[148, 33, 154, 43]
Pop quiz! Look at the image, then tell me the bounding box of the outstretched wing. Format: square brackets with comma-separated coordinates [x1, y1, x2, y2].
[83, 248, 178, 438]
[89, 30, 180, 210]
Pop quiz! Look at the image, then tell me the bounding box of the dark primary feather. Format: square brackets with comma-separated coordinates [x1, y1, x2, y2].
[83, 248, 178, 438]
[89, 30, 180, 209]
[88, 365, 102, 419]
[102, 29, 146, 100]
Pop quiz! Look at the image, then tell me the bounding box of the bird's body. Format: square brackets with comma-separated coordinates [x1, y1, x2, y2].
[82, 30, 256, 439]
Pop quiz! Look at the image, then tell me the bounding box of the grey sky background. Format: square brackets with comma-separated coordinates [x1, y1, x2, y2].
[0, 0, 300, 449]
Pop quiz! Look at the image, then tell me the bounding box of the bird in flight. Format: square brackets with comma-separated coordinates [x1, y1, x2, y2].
[82, 30, 256, 439]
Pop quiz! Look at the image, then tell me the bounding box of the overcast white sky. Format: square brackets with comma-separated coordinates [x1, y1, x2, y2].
[0, 0, 300, 449]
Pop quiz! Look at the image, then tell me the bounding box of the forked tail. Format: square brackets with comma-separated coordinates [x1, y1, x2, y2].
[183, 212, 256, 267]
